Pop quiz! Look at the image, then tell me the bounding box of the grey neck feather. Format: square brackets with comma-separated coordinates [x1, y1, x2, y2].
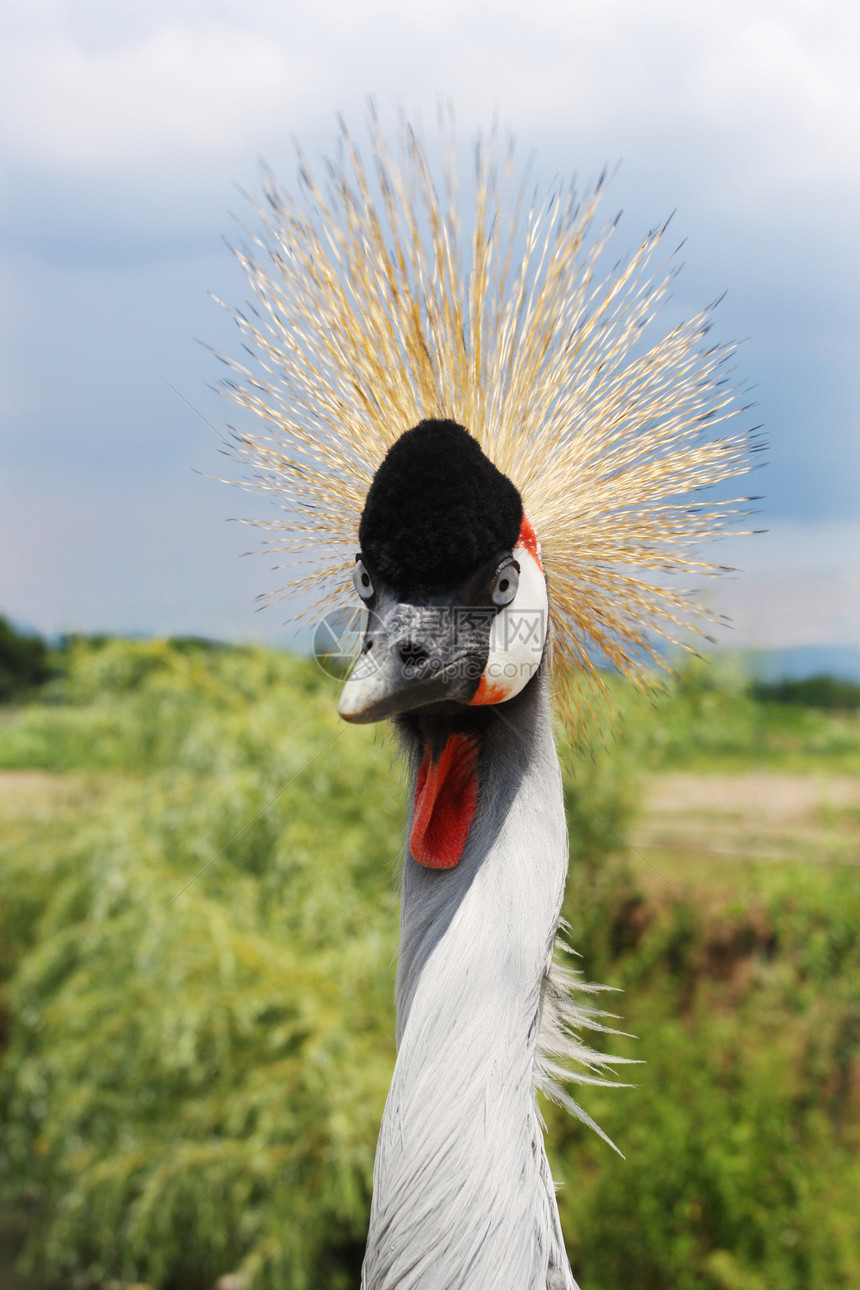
[361, 669, 579, 1290]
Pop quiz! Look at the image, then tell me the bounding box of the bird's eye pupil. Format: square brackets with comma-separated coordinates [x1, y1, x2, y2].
[491, 561, 519, 607]
[362, 573, 370, 586]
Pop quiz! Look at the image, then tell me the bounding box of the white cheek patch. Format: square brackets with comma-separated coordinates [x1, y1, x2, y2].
[470, 541, 549, 705]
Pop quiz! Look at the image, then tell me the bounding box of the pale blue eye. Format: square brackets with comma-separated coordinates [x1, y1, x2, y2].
[492, 563, 519, 607]
[352, 560, 375, 601]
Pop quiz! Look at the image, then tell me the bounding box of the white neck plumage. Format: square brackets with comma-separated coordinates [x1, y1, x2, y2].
[361, 669, 581, 1290]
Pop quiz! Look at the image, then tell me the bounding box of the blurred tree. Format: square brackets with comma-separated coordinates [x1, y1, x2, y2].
[0, 617, 50, 703]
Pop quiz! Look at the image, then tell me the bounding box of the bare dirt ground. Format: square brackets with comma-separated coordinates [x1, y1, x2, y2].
[0, 769, 110, 805]
[0, 768, 79, 801]
[633, 770, 860, 870]
[3, 768, 858, 871]
[0, 769, 107, 852]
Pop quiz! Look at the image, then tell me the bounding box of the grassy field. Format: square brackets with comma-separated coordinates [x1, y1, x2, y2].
[1, 638, 858, 1289]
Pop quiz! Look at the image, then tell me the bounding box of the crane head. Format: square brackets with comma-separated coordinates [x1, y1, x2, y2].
[338, 419, 549, 725]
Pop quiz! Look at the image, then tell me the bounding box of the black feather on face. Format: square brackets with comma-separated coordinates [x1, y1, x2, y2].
[358, 420, 523, 595]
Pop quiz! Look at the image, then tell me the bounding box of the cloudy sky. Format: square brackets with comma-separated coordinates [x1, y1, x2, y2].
[1, 0, 858, 653]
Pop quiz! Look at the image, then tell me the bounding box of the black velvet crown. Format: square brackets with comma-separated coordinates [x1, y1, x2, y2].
[358, 419, 523, 593]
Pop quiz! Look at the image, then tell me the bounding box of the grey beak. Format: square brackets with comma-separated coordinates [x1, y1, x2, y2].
[338, 594, 486, 724]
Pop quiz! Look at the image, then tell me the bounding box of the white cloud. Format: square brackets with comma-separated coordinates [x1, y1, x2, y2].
[0, 23, 324, 169]
[1, 0, 858, 211]
[691, 9, 860, 210]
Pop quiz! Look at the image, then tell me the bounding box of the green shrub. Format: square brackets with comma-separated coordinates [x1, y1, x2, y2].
[0, 640, 403, 1288]
[551, 876, 860, 1290]
[1, 641, 858, 1288]
[0, 617, 50, 703]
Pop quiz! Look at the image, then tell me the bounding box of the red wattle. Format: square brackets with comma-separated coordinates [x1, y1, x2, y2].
[410, 733, 479, 869]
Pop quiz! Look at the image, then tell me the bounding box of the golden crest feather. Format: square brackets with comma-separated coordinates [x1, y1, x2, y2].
[219, 111, 756, 700]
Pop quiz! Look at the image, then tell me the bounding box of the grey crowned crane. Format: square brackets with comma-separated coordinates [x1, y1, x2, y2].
[223, 117, 754, 1290]
[341, 418, 600, 1290]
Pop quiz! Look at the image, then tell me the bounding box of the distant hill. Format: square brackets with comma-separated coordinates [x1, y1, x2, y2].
[658, 642, 860, 686]
[739, 646, 860, 685]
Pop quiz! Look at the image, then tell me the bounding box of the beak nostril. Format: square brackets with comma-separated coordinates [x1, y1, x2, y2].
[399, 640, 429, 671]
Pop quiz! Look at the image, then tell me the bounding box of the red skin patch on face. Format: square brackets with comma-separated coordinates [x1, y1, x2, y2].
[469, 673, 510, 706]
[410, 733, 479, 869]
[468, 513, 541, 708]
[517, 515, 542, 570]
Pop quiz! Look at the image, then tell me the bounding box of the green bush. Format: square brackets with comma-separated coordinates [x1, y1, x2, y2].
[1, 641, 858, 1288]
[606, 656, 860, 772]
[0, 617, 50, 703]
[0, 640, 404, 1288]
[549, 869, 860, 1289]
